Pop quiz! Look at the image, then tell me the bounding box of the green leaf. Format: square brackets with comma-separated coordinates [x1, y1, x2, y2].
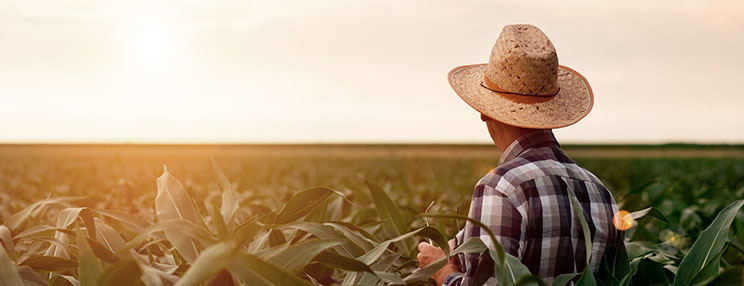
[3, 196, 85, 233]
[423, 213, 508, 284]
[45, 207, 97, 259]
[313, 251, 374, 273]
[502, 250, 540, 285]
[284, 222, 363, 257]
[94, 209, 149, 233]
[140, 264, 179, 286]
[0, 225, 16, 261]
[689, 244, 724, 286]
[705, 266, 742, 286]
[630, 207, 671, 224]
[77, 224, 103, 286]
[515, 275, 547, 286]
[212, 157, 240, 228]
[273, 187, 335, 225]
[352, 254, 400, 286]
[20, 256, 78, 271]
[49, 275, 78, 286]
[323, 222, 376, 251]
[575, 266, 598, 286]
[630, 258, 670, 286]
[13, 225, 56, 240]
[97, 259, 143, 286]
[357, 226, 443, 265]
[115, 219, 216, 259]
[364, 181, 409, 243]
[87, 238, 120, 263]
[155, 165, 205, 263]
[404, 237, 523, 285]
[566, 184, 593, 266]
[423, 214, 506, 263]
[177, 241, 240, 286]
[92, 218, 128, 255]
[553, 273, 580, 286]
[210, 201, 229, 241]
[268, 229, 286, 247]
[374, 271, 405, 285]
[227, 252, 312, 286]
[268, 239, 346, 274]
[674, 199, 744, 286]
[0, 242, 22, 286]
[17, 265, 47, 286]
[597, 241, 629, 286]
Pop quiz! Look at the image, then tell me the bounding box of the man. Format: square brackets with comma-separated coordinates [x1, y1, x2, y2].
[417, 24, 622, 285]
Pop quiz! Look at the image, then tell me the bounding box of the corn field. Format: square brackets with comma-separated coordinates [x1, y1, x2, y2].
[1, 146, 743, 285]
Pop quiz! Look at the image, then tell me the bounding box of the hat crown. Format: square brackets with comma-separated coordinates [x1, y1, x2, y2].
[486, 24, 559, 96]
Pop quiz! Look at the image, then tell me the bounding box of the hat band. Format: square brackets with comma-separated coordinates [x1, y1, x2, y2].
[482, 74, 558, 104]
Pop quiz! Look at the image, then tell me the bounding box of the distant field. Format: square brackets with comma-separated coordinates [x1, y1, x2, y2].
[2, 143, 743, 218]
[2, 143, 744, 158]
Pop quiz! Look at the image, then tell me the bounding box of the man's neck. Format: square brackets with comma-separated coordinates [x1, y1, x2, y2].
[493, 126, 540, 152]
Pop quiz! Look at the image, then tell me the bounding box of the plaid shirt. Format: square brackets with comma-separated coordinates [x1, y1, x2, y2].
[445, 130, 622, 285]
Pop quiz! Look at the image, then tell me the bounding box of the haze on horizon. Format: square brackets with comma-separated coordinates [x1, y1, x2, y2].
[1, 0, 743, 144]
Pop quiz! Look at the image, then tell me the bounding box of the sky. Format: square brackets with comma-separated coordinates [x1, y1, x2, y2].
[1, 0, 743, 144]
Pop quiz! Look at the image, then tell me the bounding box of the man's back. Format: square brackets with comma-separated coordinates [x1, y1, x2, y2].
[448, 131, 623, 285]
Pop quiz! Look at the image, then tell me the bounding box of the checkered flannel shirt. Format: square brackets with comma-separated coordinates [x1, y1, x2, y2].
[444, 130, 623, 285]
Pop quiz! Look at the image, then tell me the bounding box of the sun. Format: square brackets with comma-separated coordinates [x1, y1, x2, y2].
[118, 10, 181, 76]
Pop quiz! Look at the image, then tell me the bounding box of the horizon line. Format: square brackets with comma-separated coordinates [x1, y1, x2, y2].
[1, 141, 744, 148]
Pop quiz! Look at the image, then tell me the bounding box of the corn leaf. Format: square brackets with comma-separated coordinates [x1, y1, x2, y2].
[176, 241, 240, 286]
[705, 266, 742, 286]
[364, 180, 411, 252]
[0, 241, 22, 286]
[3, 196, 85, 234]
[49, 275, 79, 286]
[630, 207, 671, 224]
[313, 251, 375, 273]
[267, 238, 346, 274]
[553, 273, 580, 286]
[93, 218, 127, 254]
[14, 225, 56, 240]
[155, 166, 206, 263]
[209, 201, 229, 241]
[97, 258, 143, 286]
[358, 226, 444, 265]
[116, 219, 216, 260]
[87, 238, 120, 263]
[273, 187, 335, 225]
[0, 225, 16, 260]
[140, 264, 179, 286]
[227, 252, 312, 286]
[76, 225, 103, 286]
[285, 222, 364, 257]
[20, 256, 78, 271]
[674, 199, 744, 286]
[94, 209, 149, 233]
[566, 184, 593, 266]
[17, 265, 48, 286]
[211, 158, 240, 229]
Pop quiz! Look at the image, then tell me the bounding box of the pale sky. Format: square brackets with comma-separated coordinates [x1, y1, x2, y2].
[1, 0, 743, 143]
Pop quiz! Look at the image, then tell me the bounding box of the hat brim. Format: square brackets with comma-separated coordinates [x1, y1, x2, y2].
[448, 64, 594, 129]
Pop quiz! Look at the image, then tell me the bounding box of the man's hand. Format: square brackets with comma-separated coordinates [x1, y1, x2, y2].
[417, 240, 459, 286]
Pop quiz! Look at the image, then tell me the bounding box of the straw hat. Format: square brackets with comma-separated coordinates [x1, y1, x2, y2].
[448, 24, 593, 129]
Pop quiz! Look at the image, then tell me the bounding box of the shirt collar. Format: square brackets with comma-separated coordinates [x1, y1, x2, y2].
[497, 130, 560, 166]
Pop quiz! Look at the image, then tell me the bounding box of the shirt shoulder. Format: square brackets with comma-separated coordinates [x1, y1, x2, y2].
[478, 147, 605, 199]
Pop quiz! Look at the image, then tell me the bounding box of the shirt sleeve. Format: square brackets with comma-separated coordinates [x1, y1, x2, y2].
[443, 272, 464, 286]
[455, 183, 524, 285]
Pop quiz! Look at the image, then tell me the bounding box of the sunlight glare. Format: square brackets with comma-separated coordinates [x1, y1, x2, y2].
[119, 10, 180, 77]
